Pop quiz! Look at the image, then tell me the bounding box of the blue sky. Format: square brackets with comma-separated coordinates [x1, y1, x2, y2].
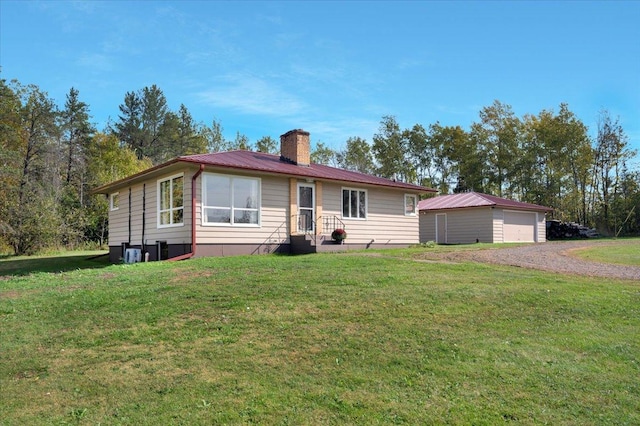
[2, 1, 639, 163]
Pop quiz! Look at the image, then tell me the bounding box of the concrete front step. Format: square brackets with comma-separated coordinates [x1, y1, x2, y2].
[290, 234, 348, 254]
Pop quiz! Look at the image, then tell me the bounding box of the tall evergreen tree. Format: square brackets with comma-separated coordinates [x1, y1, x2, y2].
[58, 87, 96, 247]
[113, 91, 143, 158]
[60, 87, 94, 186]
[141, 84, 168, 163]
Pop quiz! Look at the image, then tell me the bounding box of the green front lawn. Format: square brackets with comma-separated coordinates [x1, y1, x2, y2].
[0, 250, 109, 276]
[570, 239, 640, 266]
[0, 246, 638, 424]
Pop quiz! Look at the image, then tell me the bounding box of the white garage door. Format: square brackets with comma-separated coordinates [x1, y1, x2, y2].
[503, 211, 536, 242]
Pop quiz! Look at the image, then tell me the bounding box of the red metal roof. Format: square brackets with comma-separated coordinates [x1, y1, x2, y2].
[180, 151, 434, 192]
[417, 192, 552, 212]
[94, 150, 436, 193]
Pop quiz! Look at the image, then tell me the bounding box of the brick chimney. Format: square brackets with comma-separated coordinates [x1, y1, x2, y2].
[280, 129, 310, 166]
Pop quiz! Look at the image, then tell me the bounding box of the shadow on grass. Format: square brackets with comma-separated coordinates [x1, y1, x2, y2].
[0, 252, 111, 277]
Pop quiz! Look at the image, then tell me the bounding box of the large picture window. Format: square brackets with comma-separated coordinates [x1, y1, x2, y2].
[342, 188, 367, 219]
[202, 173, 260, 226]
[158, 174, 184, 227]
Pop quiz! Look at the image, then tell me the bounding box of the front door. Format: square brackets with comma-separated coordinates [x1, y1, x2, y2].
[298, 183, 315, 233]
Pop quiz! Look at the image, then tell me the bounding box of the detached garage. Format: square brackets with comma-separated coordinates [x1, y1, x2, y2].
[418, 192, 552, 244]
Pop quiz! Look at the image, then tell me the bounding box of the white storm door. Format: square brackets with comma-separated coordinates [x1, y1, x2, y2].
[298, 183, 315, 233]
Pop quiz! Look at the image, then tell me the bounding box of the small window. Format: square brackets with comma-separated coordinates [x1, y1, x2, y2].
[342, 188, 367, 219]
[202, 173, 260, 226]
[405, 194, 417, 216]
[110, 192, 120, 211]
[158, 174, 184, 227]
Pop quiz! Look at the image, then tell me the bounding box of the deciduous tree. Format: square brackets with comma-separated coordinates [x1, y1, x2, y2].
[472, 100, 520, 197]
[372, 116, 416, 182]
[311, 141, 336, 166]
[5, 81, 60, 254]
[593, 110, 636, 233]
[336, 136, 374, 174]
[256, 136, 278, 154]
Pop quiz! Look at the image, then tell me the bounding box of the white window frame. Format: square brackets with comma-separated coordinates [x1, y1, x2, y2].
[342, 187, 367, 220]
[110, 192, 120, 211]
[404, 194, 417, 216]
[201, 173, 261, 227]
[157, 173, 184, 228]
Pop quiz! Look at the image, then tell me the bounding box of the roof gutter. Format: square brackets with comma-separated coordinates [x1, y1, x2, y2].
[168, 164, 205, 261]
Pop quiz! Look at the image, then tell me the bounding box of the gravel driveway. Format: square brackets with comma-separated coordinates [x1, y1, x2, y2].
[447, 240, 640, 281]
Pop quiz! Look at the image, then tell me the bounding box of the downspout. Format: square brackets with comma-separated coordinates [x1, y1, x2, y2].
[169, 164, 204, 261]
[128, 188, 132, 245]
[142, 183, 146, 255]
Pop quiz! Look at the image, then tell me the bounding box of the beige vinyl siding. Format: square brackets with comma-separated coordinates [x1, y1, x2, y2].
[536, 212, 546, 242]
[419, 211, 435, 243]
[129, 184, 143, 245]
[110, 168, 424, 248]
[196, 175, 290, 245]
[420, 207, 546, 244]
[420, 208, 494, 244]
[109, 170, 193, 246]
[492, 208, 504, 243]
[321, 184, 420, 244]
[444, 208, 494, 244]
[143, 170, 192, 245]
[108, 188, 130, 245]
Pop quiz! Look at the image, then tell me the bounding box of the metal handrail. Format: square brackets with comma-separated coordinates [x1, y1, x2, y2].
[292, 214, 345, 237]
[320, 215, 346, 235]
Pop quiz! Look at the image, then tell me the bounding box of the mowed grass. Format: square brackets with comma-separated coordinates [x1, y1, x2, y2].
[570, 239, 640, 266]
[0, 246, 638, 425]
[0, 250, 110, 276]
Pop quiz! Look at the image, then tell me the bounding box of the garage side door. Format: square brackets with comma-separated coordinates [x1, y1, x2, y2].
[503, 211, 536, 242]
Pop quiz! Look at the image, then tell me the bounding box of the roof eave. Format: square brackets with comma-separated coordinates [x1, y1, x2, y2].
[92, 155, 437, 195]
[91, 158, 185, 194]
[420, 204, 552, 212]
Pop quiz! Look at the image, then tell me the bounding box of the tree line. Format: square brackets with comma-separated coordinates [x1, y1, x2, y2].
[1, 78, 638, 255]
[332, 103, 637, 238]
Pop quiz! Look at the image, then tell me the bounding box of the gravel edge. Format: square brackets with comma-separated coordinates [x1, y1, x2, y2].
[451, 240, 640, 281]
